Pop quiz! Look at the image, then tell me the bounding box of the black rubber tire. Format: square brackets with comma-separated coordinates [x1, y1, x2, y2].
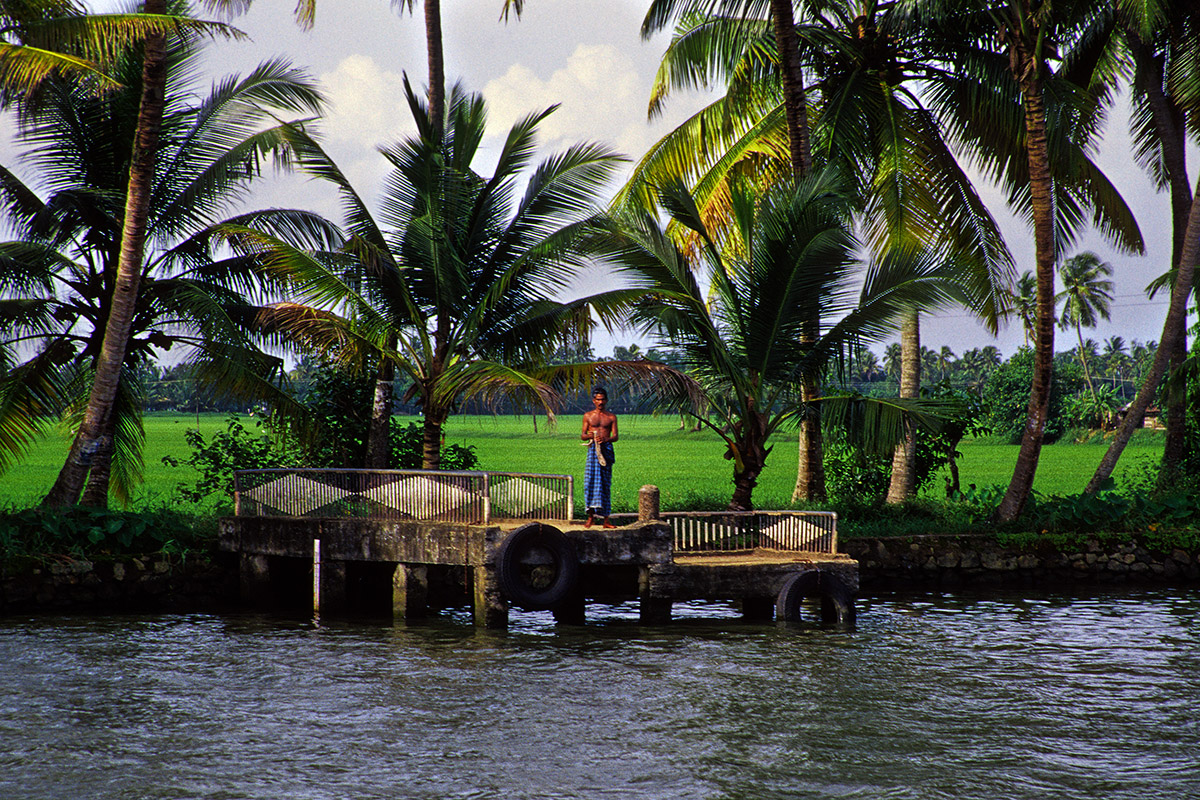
[775, 569, 856, 626]
[495, 523, 579, 610]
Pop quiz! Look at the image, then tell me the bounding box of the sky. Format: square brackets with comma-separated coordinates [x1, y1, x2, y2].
[25, 0, 1200, 361]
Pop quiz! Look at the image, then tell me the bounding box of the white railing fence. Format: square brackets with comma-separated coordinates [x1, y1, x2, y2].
[233, 469, 573, 524]
[609, 510, 837, 555]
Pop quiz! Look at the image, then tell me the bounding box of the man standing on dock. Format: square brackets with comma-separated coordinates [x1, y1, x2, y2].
[582, 387, 618, 528]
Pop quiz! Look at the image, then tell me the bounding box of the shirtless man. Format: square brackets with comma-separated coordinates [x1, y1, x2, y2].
[581, 387, 619, 528]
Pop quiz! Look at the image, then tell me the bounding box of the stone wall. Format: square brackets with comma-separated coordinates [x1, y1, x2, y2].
[1, 553, 239, 615]
[842, 535, 1200, 591]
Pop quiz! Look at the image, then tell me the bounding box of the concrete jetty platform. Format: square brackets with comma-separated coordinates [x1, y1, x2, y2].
[220, 471, 858, 628]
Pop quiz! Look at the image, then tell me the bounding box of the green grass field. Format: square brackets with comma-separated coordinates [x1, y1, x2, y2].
[0, 412, 1167, 513]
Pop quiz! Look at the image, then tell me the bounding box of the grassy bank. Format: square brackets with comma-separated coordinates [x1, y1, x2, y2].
[1, 413, 1168, 514]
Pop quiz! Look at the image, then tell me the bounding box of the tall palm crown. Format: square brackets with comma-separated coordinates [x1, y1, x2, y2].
[602, 172, 965, 510]
[0, 36, 328, 503]
[264, 81, 629, 468]
[1057, 250, 1114, 401]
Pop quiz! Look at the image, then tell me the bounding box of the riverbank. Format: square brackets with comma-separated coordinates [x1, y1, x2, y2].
[4, 533, 1198, 615]
[0, 553, 237, 615]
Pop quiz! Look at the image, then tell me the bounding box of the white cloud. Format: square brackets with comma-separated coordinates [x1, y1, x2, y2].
[483, 43, 648, 159]
[319, 54, 414, 152]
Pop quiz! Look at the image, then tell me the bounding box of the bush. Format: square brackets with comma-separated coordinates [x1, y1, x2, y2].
[163, 414, 302, 504]
[0, 506, 216, 560]
[981, 348, 1084, 443]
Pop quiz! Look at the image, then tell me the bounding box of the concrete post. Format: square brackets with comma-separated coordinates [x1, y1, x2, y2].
[472, 565, 508, 629]
[638, 485, 660, 521]
[638, 565, 672, 623]
[741, 597, 775, 620]
[392, 564, 429, 620]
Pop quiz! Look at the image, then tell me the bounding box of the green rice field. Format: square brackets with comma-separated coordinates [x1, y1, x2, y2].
[0, 413, 1166, 514]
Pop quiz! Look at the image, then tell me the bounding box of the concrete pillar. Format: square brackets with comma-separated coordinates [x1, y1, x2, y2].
[239, 554, 270, 606]
[741, 596, 775, 620]
[552, 593, 586, 625]
[638, 485, 661, 521]
[472, 565, 508, 629]
[638, 565, 671, 623]
[319, 561, 347, 614]
[393, 564, 429, 620]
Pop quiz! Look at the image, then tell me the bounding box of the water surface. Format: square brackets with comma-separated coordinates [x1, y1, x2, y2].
[2, 589, 1197, 799]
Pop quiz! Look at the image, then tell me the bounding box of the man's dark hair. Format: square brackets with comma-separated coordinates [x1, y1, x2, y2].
[592, 387, 608, 399]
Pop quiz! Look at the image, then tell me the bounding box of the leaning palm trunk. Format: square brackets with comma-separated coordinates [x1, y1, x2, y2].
[43, 6, 168, 508]
[1128, 29, 1193, 474]
[996, 78, 1056, 522]
[79, 410, 116, 509]
[886, 309, 921, 503]
[424, 0, 444, 135]
[1087, 172, 1200, 493]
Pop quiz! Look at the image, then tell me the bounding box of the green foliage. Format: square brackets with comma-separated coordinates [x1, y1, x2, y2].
[0, 506, 216, 560]
[823, 439, 891, 505]
[1059, 383, 1122, 429]
[391, 422, 478, 471]
[162, 415, 301, 505]
[981, 348, 1084, 443]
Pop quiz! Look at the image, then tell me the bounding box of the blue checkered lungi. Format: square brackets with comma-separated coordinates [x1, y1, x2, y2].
[585, 441, 615, 516]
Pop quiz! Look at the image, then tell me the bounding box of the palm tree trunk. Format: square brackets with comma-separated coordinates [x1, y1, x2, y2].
[425, 0, 444, 136]
[1129, 29, 1193, 473]
[1076, 323, 1097, 403]
[996, 75, 1055, 522]
[767, 0, 812, 176]
[79, 410, 115, 509]
[766, 0, 825, 503]
[365, 357, 394, 469]
[886, 309, 920, 503]
[421, 408, 446, 470]
[1087, 169, 1200, 493]
[43, 6, 168, 509]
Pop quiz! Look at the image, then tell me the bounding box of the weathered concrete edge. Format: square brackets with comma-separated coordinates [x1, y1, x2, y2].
[842, 534, 1200, 590]
[6, 533, 1200, 615]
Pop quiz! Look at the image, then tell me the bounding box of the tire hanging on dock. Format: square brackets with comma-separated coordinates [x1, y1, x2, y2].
[495, 523, 580, 610]
[775, 569, 856, 626]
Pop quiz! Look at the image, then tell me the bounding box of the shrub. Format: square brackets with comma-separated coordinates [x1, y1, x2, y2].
[981, 348, 1084, 443]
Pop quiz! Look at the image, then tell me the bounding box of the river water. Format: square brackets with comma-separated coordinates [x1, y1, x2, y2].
[2, 589, 1198, 800]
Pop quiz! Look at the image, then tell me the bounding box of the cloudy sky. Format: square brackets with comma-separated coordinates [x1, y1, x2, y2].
[49, 1, 1200, 358]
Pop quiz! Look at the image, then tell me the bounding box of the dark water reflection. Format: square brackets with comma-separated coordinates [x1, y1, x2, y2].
[2, 589, 1198, 799]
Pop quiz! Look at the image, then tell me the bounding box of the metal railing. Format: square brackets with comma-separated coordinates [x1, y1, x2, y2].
[233, 469, 573, 524]
[610, 510, 837, 555]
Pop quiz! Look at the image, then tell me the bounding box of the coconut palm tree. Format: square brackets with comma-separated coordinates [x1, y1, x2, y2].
[1088, 0, 1200, 488]
[256, 81, 651, 469]
[1005, 271, 1038, 347]
[1057, 251, 1115, 403]
[37, 0, 312, 509]
[625, 0, 1012, 503]
[601, 173, 965, 510]
[0, 37, 328, 506]
[913, 0, 1144, 519]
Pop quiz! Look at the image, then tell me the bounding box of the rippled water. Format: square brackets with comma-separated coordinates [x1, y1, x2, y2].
[2, 589, 1198, 800]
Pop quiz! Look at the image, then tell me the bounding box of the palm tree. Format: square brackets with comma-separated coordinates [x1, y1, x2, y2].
[37, 0, 308, 509]
[0, 40, 328, 505]
[258, 82, 643, 469]
[626, 1, 1012, 503]
[1102, 335, 1129, 391]
[602, 173, 961, 510]
[914, 0, 1144, 520]
[1088, 0, 1200, 487]
[1057, 251, 1115, 403]
[1005, 271, 1037, 347]
[0, 0, 224, 98]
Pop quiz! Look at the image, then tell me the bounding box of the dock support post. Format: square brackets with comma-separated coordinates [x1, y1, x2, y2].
[393, 564, 429, 620]
[319, 561, 347, 614]
[638, 566, 672, 623]
[742, 597, 775, 620]
[552, 592, 586, 625]
[472, 565, 508, 629]
[239, 553, 270, 605]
